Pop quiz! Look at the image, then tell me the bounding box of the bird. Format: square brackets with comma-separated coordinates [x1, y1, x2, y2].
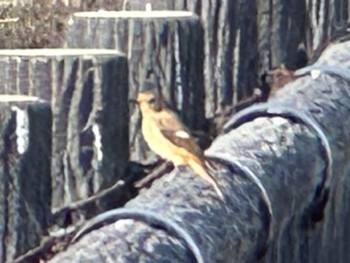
[135, 89, 224, 199]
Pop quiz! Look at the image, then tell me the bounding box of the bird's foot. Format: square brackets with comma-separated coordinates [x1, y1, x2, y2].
[176, 165, 188, 173]
[134, 161, 173, 189]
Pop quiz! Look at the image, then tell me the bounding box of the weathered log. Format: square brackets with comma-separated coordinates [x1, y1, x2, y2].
[0, 49, 129, 213]
[0, 97, 51, 263]
[65, 11, 205, 163]
[48, 40, 350, 263]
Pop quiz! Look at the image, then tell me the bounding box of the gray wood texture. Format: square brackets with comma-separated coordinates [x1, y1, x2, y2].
[125, 0, 349, 114]
[0, 99, 51, 262]
[0, 49, 129, 213]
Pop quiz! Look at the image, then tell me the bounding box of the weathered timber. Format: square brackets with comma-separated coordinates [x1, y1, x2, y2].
[332, 0, 349, 35]
[126, 0, 250, 116]
[0, 97, 51, 263]
[257, 0, 349, 66]
[257, 1, 307, 70]
[304, 0, 331, 59]
[65, 11, 205, 163]
[0, 49, 129, 213]
[48, 38, 350, 263]
[126, 0, 348, 115]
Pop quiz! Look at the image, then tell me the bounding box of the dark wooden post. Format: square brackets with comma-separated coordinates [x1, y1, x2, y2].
[0, 97, 51, 263]
[257, 1, 307, 70]
[0, 49, 129, 214]
[65, 11, 205, 163]
[124, 0, 306, 114]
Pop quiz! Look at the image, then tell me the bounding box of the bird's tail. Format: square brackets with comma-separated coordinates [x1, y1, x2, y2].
[187, 157, 224, 200]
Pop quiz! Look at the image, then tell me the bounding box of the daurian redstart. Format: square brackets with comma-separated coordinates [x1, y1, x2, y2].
[135, 90, 224, 199]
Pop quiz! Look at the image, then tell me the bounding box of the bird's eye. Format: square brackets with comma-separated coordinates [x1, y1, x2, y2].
[149, 98, 156, 104]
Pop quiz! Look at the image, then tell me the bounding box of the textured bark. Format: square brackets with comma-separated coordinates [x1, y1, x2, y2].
[126, 0, 348, 115]
[0, 49, 129, 213]
[48, 42, 350, 262]
[48, 0, 350, 114]
[257, 0, 307, 70]
[0, 100, 51, 263]
[65, 11, 205, 163]
[304, 0, 331, 59]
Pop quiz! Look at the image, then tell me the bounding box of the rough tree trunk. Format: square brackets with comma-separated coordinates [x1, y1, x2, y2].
[257, 0, 307, 70]
[65, 11, 206, 163]
[126, 0, 252, 115]
[0, 98, 51, 263]
[126, 0, 349, 115]
[48, 41, 350, 263]
[0, 49, 129, 214]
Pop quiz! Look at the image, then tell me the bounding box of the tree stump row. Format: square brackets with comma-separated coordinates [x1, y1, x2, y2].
[0, 49, 129, 212]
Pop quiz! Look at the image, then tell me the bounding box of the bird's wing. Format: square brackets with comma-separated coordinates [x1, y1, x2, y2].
[155, 110, 203, 158]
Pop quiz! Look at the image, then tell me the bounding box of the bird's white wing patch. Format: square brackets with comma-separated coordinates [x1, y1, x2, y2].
[310, 69, 321, 79]
[175, 130, 190, 139]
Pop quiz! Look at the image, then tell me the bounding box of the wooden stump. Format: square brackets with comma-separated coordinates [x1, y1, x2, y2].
[66, 11, 206, 163]
[123, 1, 258, 115]
[123, 1, 309, 116]
[257, 1, 307, 70]
[0, 97, 51, 262]
[0, 49, 129, 213]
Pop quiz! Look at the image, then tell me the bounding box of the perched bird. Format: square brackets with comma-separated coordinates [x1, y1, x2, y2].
[135, 90, 224, 199]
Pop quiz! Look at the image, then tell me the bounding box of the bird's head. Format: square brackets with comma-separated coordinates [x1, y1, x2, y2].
[134, 90, 163, 113]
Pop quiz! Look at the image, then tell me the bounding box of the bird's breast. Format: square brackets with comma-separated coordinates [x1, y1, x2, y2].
[141, 117, 185, 165]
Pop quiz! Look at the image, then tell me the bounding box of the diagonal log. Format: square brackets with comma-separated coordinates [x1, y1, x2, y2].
[49, 41, 350, 262]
